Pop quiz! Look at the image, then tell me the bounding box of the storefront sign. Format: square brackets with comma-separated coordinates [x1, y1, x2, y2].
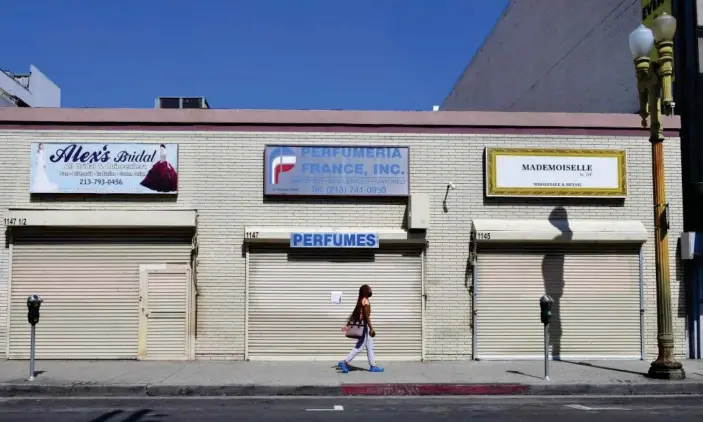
[290, 232, 379, 248]
[29, 142, 179, 194]
[264, 145, 409, 196]
[485, 148, 627, 198]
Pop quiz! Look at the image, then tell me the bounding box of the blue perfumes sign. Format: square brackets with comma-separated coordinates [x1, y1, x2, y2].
[290, 232, 380, 248]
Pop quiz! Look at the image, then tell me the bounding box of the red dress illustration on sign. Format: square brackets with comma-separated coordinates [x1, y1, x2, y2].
[140, 144, 178, 192]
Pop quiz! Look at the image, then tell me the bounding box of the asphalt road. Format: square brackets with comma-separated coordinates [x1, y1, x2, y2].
[0, 395, 702, 422]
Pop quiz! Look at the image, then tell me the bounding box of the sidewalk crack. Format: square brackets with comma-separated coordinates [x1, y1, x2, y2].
[159, 366, 186, 385]
[144, 367, 184, 396]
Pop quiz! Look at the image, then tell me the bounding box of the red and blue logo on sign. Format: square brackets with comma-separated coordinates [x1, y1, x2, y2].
[269, 146, 297, 185]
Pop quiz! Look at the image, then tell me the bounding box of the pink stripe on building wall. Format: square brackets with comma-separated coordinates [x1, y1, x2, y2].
[0, 107, 680, 137]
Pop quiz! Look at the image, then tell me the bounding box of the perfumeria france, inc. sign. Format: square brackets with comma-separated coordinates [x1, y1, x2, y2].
[484, 148, 628, 198]
[264, 145, 410, 197]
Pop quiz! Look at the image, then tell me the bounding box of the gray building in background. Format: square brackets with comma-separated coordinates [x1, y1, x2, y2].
[0, 65, 60, 108]
[441, 0, 641, 113]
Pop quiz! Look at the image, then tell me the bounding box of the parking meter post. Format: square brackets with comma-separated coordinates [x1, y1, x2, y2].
[543, 323, 550, 380]
[540, 294, 553, 381]
[26, 294, 43, 381]
[28, 324, 36, 381]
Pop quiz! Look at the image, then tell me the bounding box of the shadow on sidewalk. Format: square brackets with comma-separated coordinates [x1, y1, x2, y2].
[505, 370, 543, 380]
[559, 360, 647, 377]
[506, 361, 649, 380]
[333, 363, 369, 373]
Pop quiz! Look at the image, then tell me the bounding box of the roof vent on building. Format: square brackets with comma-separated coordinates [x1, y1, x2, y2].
[155, 96, 210, 109]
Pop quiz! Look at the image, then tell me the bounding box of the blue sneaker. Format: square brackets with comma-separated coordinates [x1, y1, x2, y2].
[338, 361, 349, 373]
[370, 366, 384, 373]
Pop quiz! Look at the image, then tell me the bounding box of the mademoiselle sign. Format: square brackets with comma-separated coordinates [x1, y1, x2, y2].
[485, 148, 627, 198]
[264, 145, 410, 196]
[30, 143, 179, 194]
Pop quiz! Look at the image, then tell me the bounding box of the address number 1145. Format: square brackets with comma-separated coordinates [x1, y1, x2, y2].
[475, 232, 491, 240]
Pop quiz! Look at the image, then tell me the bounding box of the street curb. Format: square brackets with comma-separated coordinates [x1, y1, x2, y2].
[341, 383, 529, 396]
[526, 382, 703, 396]
[2, 382, 703, 397]
[0, 384, 341, 397]
[146, 385, 342, 397]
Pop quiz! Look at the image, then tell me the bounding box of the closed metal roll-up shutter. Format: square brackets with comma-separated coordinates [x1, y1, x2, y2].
[248, 246, 423, 361]
[475, 244, 641, 360]
[9, 227, 193, 359]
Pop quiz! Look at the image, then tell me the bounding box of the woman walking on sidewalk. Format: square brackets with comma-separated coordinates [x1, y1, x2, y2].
[338, 284, 384, 374]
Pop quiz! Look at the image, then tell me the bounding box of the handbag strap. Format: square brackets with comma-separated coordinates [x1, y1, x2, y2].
[346, 315, 361, 325]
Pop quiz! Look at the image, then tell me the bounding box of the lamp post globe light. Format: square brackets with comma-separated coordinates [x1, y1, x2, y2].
[629, 12, 685, 380]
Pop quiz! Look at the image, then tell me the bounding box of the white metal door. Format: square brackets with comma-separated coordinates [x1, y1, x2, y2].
[139, 264, 193, 360]
[247, 246, 423, 361]
[475, 244, 641, 360]
[7, 227, 192, 359]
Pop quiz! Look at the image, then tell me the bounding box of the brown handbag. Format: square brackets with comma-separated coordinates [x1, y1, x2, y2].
[345, 323, 364, 339]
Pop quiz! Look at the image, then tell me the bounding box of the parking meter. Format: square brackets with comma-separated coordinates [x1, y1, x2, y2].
[540, 294, 553, 325]
[540, 294, 553, 381]
[27, 294, 43, 325]
[26, 294, 43, 381]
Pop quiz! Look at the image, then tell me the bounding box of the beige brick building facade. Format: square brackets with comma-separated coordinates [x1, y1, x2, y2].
[0, 108, 687, 361]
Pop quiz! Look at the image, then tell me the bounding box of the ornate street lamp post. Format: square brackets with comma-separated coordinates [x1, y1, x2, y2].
[629, 12, 685, 380]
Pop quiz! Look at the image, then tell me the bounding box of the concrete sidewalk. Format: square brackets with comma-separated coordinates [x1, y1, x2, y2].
[2, 359, 703, 397]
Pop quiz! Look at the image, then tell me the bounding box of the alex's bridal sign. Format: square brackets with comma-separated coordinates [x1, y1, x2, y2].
[484, 148, 628, 198]
[29, 143, 179, 194]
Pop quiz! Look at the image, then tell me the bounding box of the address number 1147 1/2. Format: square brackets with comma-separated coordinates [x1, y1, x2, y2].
[4, 218, 27, 226]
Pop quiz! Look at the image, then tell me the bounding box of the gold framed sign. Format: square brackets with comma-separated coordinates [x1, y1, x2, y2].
[485, 148, 628, 198]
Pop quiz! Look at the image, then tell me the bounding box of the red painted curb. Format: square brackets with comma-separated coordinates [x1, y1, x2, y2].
[341, 383, 530, 396]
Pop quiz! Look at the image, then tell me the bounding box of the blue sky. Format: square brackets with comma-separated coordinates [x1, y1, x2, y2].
[3, 0, 508, 110]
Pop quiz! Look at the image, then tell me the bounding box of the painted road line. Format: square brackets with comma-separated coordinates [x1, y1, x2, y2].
[565, 404, 630, 411]
[306, 405, 344, 412]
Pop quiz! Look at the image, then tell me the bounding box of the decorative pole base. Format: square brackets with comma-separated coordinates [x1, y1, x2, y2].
[648, 360, 686, 380]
